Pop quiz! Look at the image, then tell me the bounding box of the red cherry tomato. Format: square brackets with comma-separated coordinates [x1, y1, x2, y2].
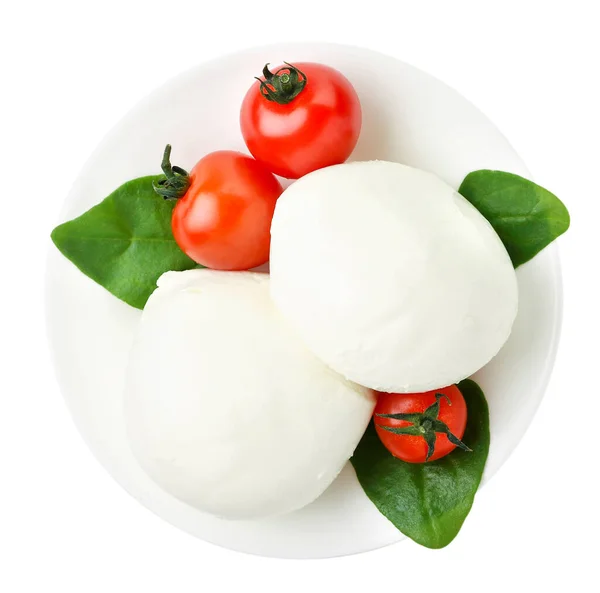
[374, 386, 470, 463]
[154, 146, 283, 270]
[240, 62, 362, 179]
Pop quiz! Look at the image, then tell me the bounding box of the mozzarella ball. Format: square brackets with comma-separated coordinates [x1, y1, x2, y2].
[270, 161, 518, 393]
[124, 269, 374, 520]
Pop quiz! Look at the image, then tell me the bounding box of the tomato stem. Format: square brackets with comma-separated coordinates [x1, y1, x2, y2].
[153, 144, 191, 200]
[256, 62, 307, 105]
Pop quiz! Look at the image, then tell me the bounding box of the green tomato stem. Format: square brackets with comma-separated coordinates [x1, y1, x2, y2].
[153, 144, 191, 200]
[256, 62, 307, 105]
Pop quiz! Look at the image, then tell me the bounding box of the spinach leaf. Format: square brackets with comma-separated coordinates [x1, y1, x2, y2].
[459, 170, 570, 267]
[351, 379, 489, 549]
[51, 176, 198, 309]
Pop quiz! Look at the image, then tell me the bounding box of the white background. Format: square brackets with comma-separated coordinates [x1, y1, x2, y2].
[1, 0, 598, 591]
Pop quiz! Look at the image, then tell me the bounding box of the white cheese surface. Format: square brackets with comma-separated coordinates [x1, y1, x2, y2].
[124, 269, 375, 520]
[270, 160, 518, 393]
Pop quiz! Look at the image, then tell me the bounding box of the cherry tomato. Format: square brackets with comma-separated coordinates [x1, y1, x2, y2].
[240, 62, 362, 179]
[374, 386, 471, 463]
[154, 146, 283, 270]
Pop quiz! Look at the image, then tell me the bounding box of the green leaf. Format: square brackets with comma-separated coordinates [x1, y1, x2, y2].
[51, 176, 198, 309]
[458, 170, 570, 267]
[351, 379, 490, 549]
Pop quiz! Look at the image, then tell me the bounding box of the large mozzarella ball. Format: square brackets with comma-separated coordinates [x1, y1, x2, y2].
[124, 269, 374, 520]
[270, 161, 518, 393]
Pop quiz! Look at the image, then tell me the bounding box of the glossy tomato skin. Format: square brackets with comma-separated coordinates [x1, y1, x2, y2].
[240, 63, 362, 179]
[172, 151, 283, 270]
[374, 386, 468, 463]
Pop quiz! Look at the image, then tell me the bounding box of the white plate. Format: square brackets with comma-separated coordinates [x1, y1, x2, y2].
[46, 43, 562, 559]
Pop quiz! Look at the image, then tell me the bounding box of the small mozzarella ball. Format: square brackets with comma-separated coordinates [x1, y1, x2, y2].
[269, 161, 518, 393]
[124, 269, 374, 520]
